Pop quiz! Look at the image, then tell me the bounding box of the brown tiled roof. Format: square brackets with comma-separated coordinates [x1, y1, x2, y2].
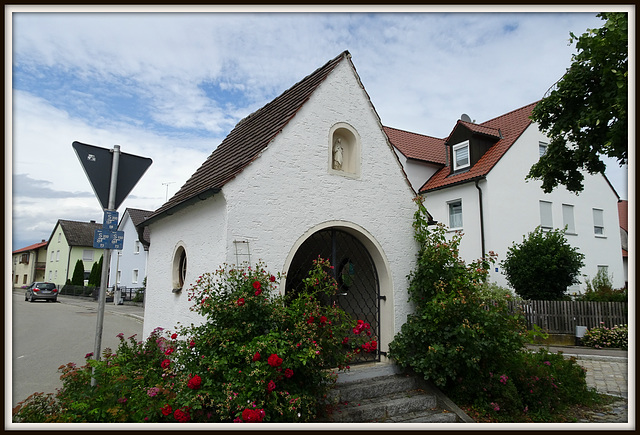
[446, 120, 502, 142]
[57, 219, 103, 247]
[618, 200, 628, 232]
[148, 51, 351, 222]
[13, 240, 48, 254]
[420, 102, 537, 192]
[383, 126, 446, 164]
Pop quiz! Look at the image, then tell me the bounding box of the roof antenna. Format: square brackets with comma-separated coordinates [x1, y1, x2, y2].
[460, 114, 472, 123]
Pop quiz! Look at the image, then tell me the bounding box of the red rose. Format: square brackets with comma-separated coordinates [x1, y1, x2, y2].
[161, 404, 172, 416]
[342, 337, 349, 344]
[242, 408, 264, 422]
[252, 352, 261, 362]
[165, 348, 174, 355]
[253, 280, 261, 289]
[320, 316, 327, 324]
[255, 289, 262, 296]
[267, 353, 283, 367]
[161, 359, 171, 369]
[269, 275, 276, 282]
[284, 368, 294, 379]
[237, 298, 245, 306]
[174, 407, 190, 422]
[307, 316, 314, 324]
[267, 380, 276, 393]
[189, 340, 196, 348]
[171, 333, 178, 339]
[187, 374, 202, 390]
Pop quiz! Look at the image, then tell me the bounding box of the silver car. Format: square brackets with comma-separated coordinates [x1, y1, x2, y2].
[25, 282, 59, 302]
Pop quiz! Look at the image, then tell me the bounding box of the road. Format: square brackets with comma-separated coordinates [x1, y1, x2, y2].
[9, 292, 143, 409]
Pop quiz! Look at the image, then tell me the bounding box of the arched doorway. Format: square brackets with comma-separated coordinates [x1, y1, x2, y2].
[285, 227, 380, 363]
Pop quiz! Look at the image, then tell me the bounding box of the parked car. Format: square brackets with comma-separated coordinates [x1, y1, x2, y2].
[25, 282, 58, 302]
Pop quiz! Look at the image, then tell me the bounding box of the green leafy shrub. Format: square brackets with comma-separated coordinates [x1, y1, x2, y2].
[500, 226, 585, 300]
[71, 259, 85, 286]
[388, 197, 599, 422]
[13, 259, 372, 423]
[389, 197, 526, 389]
[582, 323, 628, 349]
[577, 269, 627, 302]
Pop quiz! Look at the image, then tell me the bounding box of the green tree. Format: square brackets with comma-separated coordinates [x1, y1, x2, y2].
[71, 259, 86, 286]
[88, 255, 103, 287]
[500, 227, 585, 300]
[527, 12, 628, 193]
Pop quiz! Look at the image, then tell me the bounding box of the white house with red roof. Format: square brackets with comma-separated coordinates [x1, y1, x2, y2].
[387, 102, 625, 294]
[142, 52, 420, 361]
[618, 199, 628, 287]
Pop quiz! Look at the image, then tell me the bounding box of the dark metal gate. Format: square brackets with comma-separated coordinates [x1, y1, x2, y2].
[286, 228, 380, 363]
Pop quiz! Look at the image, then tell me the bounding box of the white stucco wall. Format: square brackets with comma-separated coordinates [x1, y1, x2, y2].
[109, 212, 148, 289]
[423, 123, 624, 295]
[393, 149, 440, 192]
[143, 59, 419, 353]
[143, 193, 228, 337]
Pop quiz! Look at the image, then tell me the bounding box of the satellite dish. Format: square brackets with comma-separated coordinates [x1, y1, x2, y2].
[460, 114, 472, 123]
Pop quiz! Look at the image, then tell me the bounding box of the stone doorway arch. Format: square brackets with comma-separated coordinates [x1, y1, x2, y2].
[284, 224, 388, 363]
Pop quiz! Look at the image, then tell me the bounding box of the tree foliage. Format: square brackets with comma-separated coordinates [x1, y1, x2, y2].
[527, 12, 628, 193]
[500, 227, 585, 300]
[71, 259, 86, 286]
[88, 255, 103, 287]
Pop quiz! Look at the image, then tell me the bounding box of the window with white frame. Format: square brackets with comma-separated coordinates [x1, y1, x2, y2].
[134, 240, 141, 254]
[593, 208, 605, 235]
[132, 269, 139, 284]
[448, 200, 463, 229]
[50, 251, 55, 262]
[83, 250, 94, 262]
[562, 204, 576, 234]
[56, 250, 60, 262]
[58, 233, 61, 243]
[453, 141, 470, 171]
[539, 141, 548, 158]
[539, 200, 553, 230]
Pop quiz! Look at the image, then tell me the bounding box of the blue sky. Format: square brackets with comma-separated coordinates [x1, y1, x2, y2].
[8, 6, 631, 251]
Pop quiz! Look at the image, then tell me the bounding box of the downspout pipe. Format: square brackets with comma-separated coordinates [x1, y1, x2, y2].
[475, 178, 486, 258]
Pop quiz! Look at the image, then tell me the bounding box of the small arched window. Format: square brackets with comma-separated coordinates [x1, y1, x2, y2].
[173, 245, 187, 293]
[329, 123, 361, 178]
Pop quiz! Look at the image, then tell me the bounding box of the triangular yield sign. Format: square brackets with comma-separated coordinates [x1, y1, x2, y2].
[73, 141, 152, 210]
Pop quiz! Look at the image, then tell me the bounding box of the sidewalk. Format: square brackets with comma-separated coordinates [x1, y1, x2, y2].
[56, 293, 145, 323]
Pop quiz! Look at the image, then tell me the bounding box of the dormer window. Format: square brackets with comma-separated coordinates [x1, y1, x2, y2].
[452, 141, 470, 171]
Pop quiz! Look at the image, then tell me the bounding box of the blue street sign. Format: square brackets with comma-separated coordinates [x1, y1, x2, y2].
[103, 210, 119, 231]
[93, 229, 124, 250]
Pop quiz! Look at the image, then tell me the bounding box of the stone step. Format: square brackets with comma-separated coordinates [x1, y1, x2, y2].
[324, 388, 438, 423]
[328, 373, 420, 404]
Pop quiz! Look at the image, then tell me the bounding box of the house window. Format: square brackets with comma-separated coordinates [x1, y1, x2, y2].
[48, 271, 52, 280]
[23, 275, 28, 284]
[83, 250, 94, 262]
[539, 141, 548, 158]
[172, 245, 187, 292]
[562, 204, 576, 234]
[56, 250, 60, 262]
[597, 265, 609, 274]
[19, 253, 29, 264]
[50, 251, 55, 262]
[58, 233, 61, 243]
[448, 200, 463, 229]
[539, 200, 553, 230]
[134, 241, 141, 254]
[132, 269, 139, 284]
[15, 275, 19, 284]
[593, 208, 605, 235]
[55, 270, 58, 279]
[453, 141, 470, 171]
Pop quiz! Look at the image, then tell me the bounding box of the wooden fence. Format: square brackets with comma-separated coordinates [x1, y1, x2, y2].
[507, 300, 628, 334]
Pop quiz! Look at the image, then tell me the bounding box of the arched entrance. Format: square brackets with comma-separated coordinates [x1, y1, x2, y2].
[285, 227, 381, 363]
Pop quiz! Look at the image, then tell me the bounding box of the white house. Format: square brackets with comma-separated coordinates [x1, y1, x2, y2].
[108, 208, 152, 291]
[387, 103, 625, 294]
[142, 51, 421, 361]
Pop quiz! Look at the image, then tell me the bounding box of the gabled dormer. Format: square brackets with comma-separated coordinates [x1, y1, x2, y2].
[446, 119, 501, 175]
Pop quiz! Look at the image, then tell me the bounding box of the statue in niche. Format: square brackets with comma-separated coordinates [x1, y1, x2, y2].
[332, 137, 344, 170]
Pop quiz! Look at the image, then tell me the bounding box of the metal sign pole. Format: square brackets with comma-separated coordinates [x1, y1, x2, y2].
[91, 145, 120, 386]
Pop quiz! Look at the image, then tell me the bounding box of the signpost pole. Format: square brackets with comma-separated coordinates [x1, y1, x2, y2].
[91, 145, 120, 386]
